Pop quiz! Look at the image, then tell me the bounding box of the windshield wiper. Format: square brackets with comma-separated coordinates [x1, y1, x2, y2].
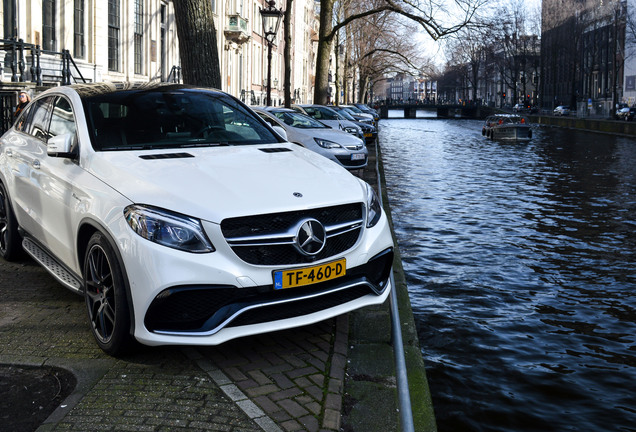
[102, 144, 155, 151]
[179, 141, 231, 148]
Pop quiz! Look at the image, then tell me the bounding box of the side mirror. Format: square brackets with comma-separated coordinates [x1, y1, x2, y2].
[47, 133, 75, 158]
[272, 125, 288, 141]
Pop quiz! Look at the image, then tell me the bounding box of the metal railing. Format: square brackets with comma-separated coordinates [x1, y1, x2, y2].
[373, 139, 415, 432]
[167, 66, 182, 83]
[0, 38, 86, 85]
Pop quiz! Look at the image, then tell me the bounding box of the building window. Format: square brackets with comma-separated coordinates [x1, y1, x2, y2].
[74, 0, 85, 58]
[108, 0, 120, 71]
[134, 0, 143, 74]
[43, 0, 56, 51]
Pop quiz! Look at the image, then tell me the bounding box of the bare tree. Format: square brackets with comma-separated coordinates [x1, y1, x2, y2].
[445, 20, 492, 101]
[341, 3, 416, 102]
[314, 0, 489, 104]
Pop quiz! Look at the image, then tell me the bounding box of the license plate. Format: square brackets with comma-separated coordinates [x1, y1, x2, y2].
[274, 258, 346, 289]
[351, 154, 365, 160]
[364, 133, 372, 137]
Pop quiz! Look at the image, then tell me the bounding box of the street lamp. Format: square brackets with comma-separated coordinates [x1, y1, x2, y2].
[260, 0, 283, 106]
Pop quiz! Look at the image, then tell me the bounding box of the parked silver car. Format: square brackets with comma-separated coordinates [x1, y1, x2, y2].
[253, 107, 368, 169]
[553, 105, 570, 116]
[292, 104, 364, 139]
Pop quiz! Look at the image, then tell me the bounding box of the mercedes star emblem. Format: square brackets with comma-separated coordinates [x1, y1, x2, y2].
[295, 219, 326, 256]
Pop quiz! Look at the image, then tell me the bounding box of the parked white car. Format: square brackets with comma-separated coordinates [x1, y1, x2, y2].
[292, 104, 364, 139]
[253, 107, 368, 169]
[0, 83, 394, 355]
[553, 105, 570, 116]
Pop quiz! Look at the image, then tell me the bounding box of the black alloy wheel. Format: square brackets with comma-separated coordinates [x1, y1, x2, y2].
[83, 232, 134, 355]
[0, 182, 23, 261]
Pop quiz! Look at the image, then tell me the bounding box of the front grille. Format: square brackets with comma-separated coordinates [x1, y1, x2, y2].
[221, 203, 364, 265]
[336, 155, 367, 167]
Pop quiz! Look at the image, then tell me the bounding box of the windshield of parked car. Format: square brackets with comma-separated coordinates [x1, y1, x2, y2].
[302, 106, 342, 121]
[82, 89, 279, 151]
[337, 108, 358, 121]
[344, 105, 364, 114]
[269, 111, 328, 129]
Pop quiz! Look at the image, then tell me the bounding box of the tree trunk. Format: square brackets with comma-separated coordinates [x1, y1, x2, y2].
[314, 0, 335, 104]
[284, 0, 293, 107]
[173, 0, 221, 88]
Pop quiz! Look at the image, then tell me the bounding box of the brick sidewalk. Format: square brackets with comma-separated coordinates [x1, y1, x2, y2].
[0, 250, 359, 431]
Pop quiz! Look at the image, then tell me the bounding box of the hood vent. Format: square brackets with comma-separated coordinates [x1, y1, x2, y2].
[140, 152, 194, 160]
[259, 147, 292, 153]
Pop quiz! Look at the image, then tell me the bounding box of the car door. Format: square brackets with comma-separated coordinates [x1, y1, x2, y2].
[11, 95, 81, 266]
[31, 96, 82, 267]
[8, 96, 55, 240]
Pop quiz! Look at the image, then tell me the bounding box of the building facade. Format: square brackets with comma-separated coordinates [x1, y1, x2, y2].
[0, 0, 317, 108]
[541, 0, 626, 116]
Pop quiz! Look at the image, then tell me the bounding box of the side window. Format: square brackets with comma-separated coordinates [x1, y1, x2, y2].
[49, 97, 77, 138]
[257, 112, 277, 127]
[305, 107, 320, 119]
[15, 104, 35, 132]
[27, 97, 54, 141]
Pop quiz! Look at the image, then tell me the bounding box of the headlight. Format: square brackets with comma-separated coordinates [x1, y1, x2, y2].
[343, 126, 358, 135]
[365, 183, 382, 228]
[314, 138, 343, 149]
[125, 205, 215, 253]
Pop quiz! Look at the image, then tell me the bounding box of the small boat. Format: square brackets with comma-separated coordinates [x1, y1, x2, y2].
[482, 114, 532, 141]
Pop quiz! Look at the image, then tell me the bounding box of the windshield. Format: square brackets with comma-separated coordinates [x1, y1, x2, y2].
[270, 111, 328, 129]
[337, 108, 357, 121]
[83, 88, 278, 151]
[344, 105, 363, 114]
[303, 106, 342, 121]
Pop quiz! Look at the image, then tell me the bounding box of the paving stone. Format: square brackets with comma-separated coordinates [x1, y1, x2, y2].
[244, 383, 280, 397]
[322, 408, 341, 430]
[269, 387, 304, 401]
[271, 372, 295, 389]
[281, 419, 303, 431]
[278, 398, 309, 417]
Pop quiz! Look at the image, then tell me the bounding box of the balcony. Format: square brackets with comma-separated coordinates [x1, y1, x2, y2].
[224, 14, 250, 45]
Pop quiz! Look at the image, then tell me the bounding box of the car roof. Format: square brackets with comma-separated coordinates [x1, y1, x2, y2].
[62, 82, 222, 99]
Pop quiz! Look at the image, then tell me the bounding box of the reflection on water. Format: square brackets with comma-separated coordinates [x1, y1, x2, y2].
[379, 118, 636, 432]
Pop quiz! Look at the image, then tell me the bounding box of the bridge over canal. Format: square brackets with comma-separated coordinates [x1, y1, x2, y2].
[377, 103, 496, 119]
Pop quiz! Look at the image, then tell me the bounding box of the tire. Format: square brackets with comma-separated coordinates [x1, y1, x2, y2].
[83, 232, 134, 356]
[0, 182, 23, 261]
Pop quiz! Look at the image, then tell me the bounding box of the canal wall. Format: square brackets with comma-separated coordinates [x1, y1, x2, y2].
[345, 139, 437, 431]
[532, 115, 636, 136]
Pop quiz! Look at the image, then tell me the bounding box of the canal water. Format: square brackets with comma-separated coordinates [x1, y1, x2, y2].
[378, 116, 636, 432]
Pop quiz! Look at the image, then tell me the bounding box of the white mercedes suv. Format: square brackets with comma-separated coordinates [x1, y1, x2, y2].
[0, 83, 394, 355]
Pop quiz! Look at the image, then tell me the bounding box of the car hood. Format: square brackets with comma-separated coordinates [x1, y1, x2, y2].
[291, 127, 363, 145]
[86, 144, 365, 223]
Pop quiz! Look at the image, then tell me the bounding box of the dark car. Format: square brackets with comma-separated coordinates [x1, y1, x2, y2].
[616, 107, 636, 121]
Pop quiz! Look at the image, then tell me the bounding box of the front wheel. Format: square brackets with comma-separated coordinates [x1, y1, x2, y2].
[0, 182, 23, 261]
[83, 232, 134, 356]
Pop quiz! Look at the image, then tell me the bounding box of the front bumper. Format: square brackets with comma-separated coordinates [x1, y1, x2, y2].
[144, 248, 393, 335]
[122, 206, 394, 346]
